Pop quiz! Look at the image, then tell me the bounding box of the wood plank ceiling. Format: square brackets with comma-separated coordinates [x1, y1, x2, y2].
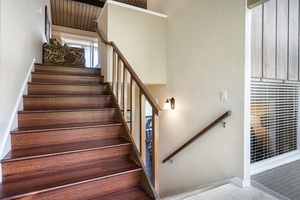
[51, 0, 147, 32]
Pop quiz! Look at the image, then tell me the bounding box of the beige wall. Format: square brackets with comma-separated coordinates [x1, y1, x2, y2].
[0, 0, 51, 181]
[98, 0, 167, 84]
[98, 4, 109, 82]
[147, 0, 251, 196]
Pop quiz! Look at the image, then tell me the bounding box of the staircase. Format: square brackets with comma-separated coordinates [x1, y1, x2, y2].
[0, 64, 153, 199]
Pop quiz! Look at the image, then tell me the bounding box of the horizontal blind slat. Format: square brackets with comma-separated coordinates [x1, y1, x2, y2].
[250, 79, 298, 163]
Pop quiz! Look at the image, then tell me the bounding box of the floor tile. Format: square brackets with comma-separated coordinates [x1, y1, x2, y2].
[161, 183, 279, 200]
[219, 183, 263, 200]
[198, 188, 235, 200]
[183, 196, 203, 200]
[253, 195, 278, 200]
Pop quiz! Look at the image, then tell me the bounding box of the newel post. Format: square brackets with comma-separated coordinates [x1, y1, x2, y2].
[152, 111, 159, 194]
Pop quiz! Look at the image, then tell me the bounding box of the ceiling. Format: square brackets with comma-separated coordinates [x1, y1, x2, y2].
[50, 0, 147, 32]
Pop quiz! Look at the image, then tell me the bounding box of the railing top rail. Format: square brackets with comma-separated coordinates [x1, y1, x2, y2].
[95, 26, 112, 46]
[95, 25, 162, 116]
[162, 110, 232, 163]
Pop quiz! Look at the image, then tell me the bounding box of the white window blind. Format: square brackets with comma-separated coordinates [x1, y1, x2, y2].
[251, 79, 299, 163]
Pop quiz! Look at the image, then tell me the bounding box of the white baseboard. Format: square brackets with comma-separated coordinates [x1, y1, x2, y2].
[230, 177, 246, 188]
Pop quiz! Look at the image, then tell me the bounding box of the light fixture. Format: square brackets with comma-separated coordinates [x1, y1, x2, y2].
[164, 97, 175, 110]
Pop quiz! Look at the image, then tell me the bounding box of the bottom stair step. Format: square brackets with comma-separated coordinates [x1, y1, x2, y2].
[0, 157, 142, 199]
[95, 186, 153, 200]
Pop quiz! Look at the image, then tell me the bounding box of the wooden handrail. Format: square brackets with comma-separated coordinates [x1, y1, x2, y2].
[162, 110, 232, 163]
[95, 27, 162, 116]
[95, 27, 112, 46]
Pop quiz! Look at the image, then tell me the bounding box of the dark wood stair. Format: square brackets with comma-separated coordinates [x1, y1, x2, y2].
[0, 64, 153, 199]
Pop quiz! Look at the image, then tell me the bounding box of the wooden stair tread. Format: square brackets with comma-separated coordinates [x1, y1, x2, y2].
[28, 82, 107, 86]
[96, 186, 153, 200]
[32, 71, 101, 77]
[23, 94, 111, 98]
[31, 72, 103, 84]
[0, 157, 141, 199]
[23, 94, 112, 110]
[18, 107, 116, 114]
[35, 63, 98, 69]
[11, 121, 122, 134]
[2, 138, 130, 162]
[34, 63, 101, 71]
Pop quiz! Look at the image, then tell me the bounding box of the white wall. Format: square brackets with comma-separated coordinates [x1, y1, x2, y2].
[147, 0, 251, 196]
[0, 0, 51, 181]
[98, 5, 109, 82]
[98, 0, 167, 84]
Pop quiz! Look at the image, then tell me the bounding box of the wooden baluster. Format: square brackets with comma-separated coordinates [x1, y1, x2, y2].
[140, 94, 146, 163]
[112, 51, 117, 95]
[123, 67, 128, 120]
[117, 58, 122, 106]
[152, 112, 159, 194]
[130, 78, 136, 139]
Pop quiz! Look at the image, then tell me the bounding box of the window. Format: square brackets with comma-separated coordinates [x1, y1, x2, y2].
[62, 37, 98, 68]
[66, 43, 98, 68]
[251, 79, 299, 163]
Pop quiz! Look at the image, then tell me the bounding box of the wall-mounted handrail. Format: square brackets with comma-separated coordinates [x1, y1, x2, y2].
[162, 110, 232, 163]
[95, 24, 162, 195]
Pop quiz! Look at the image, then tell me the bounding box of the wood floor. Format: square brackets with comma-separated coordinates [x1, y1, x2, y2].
[0, 64, 153, 199]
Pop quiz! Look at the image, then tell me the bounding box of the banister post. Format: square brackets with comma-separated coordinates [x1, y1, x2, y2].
[152, 112, 159, 194]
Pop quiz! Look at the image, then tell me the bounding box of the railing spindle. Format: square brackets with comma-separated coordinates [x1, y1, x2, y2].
[112, 51, 117, 94]
[117, 58, 122, 106]
[130, 77, 136, 139]
[140, 94, 146, 162]
[123, 67, 128, 119]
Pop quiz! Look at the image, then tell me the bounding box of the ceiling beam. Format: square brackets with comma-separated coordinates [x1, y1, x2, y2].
[72, 0, 105, 8]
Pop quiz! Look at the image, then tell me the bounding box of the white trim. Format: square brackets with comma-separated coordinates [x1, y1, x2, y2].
[97, 0, 167, 22]
[243, 5, 252, 188]
[0, 57, 35, 159]
[230, 177, 246, 188]
[251, 150, 300, 175]
[107, 0, 167, 18]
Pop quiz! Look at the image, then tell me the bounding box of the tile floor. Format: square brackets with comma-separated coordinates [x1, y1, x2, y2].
[161, 183, 279, 200]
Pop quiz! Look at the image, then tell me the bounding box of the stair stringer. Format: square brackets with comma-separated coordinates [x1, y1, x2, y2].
[107, 84, 158, 199]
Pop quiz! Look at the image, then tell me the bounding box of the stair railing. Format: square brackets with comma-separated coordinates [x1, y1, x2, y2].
[163, 110, 232, 163]
[95, 25, 162, 195]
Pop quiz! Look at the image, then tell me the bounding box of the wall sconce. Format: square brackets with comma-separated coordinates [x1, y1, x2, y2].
[164, 97, 175, 110]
